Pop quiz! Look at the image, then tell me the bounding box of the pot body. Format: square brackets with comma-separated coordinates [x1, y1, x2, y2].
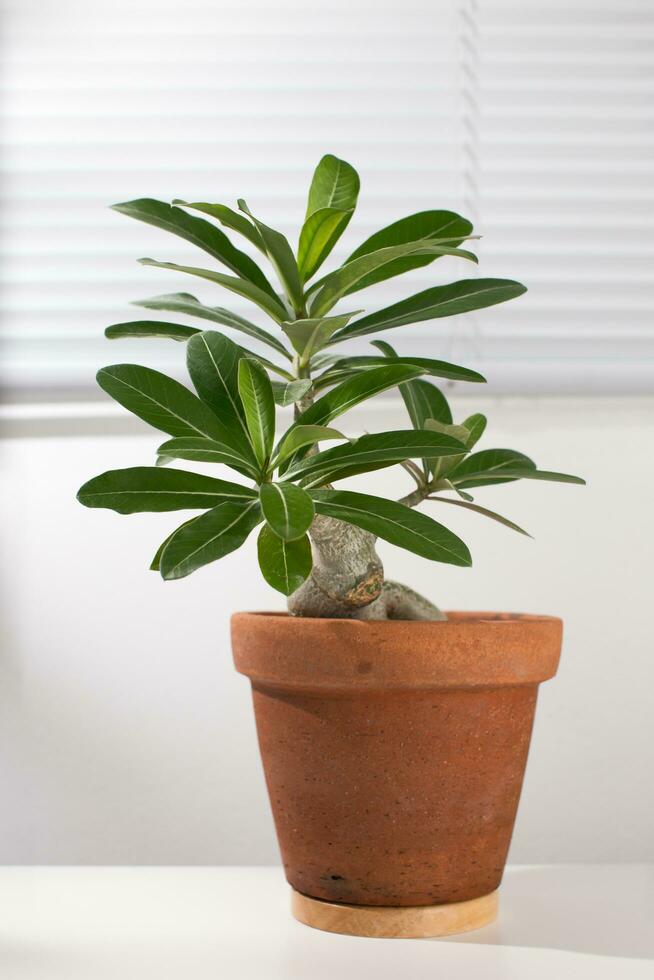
[232, 612, 561, 908]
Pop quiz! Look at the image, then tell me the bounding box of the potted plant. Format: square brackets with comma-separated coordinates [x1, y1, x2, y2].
[78, 154, 583, 938]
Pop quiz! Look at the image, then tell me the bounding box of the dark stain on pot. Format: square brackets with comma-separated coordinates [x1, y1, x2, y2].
[356, 660, 373, 674]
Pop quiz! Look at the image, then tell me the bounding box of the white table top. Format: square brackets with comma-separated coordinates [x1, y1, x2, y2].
[0, 864, 652, 979]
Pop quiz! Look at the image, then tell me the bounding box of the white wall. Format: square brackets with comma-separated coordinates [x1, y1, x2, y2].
[1, 396, 653, 865]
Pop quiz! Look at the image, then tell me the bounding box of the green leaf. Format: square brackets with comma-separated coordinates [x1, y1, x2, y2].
[259, 483, 315, 541]
[186, 331, 249, 437]
[370, 340, 453, 478]
[172, 200, 266, 252]
[96, 364, 229, 440]
[423, 419, 471, 483]
[233, 347, 293, 381]
[427, 496, 532, 536]
[333, 279, 528, 341]
[274, 425, 347, 467]
[311, 489, 472, 566]
[156, 437, 260, 479]
[462, 413, 487, 448]
[321, 355, 485, 384]
[286, 430, 469, 485]
[309, 242, 478, 317]
[282, 312, 359, 358]
[424, 419, 471, 443]
[343, 210, 474, 291]
[150, 515, 202, 571]
[138, 259, 287, 323]
[257, 525, 312, 596]
[478, 468, 586, 485]
[237, 358, 276, 466]
[237, 200, 304, 312]
[131, 292, 292, 360]
[160, 499, 262, 580]
[270, 379, 312, 407]
[105, 320, 199, 342]
[77, 467, 255, 514]
[400, 378, 453, 429]
[309, 352, 342, 371]
[294, 364, 425, 429]
[447, 448, 537, 489]
[310, 370, 362, 392]
[298, 207, 355, 282]
[306, 154, 360, 216]
[111, 199, 276, 296]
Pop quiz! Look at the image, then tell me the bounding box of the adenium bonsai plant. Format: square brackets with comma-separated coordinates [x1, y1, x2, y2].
[78, 155, 584, 938]
[77, 154, 581, 616]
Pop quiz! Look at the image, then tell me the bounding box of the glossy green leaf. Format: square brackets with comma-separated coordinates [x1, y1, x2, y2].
[274, 425, 347, 467]
[237, 358, 275, 466]
[260, 482, 315, 541]
[238, 200, 304, 311]
[343, 210, 474, 291]
[309, 352, 342, 371]
[370, 339, 453, 478]
[447, 449, 537, 489]
[131, 292, 292, 359]
[156, 437, 260, 479]
[138, 259, 287, 323]
[298, 207, 355, 282]
[333, 279, 527, 341]
[150, 515, 202, 571]
[424, 419, 470, 482]
[424, 419, 471, 444]
[462, 413, 487, 448]
[309, 242, 478, 316]
[160, 498, 262, 580]
[347, 210, 473, 260]
[310, 370, 362, 392]
[105, 320, 199, 342]
[427, 496, 531, 536]
[286, 430, 469, 485]
[306, 154, 360, 216]
[442, 482, 475, 502]
[233, 347, 293, 381]
[77, 467, 255, 514]
[312, 490, 472, 566]
[111, 198, 275, 296]
[96, 364, 229, 440]
[270, 379, 312, 407]
[372, 340, 452, 429]
[320, 355, 485, 384]
[282, 312, 359, 358]
[477, 468, 586, 485]
[400, 378, 452, 429]
[172, 200, 266, 252]
[186, 331, 248, 436]
[294, 364, 424, 429]
[257, 525, 312, 595]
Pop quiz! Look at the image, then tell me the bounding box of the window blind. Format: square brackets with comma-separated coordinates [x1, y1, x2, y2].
[0, 0, 467, 395]
[1, 0, 652, 397]
[465, 0, 654, 392]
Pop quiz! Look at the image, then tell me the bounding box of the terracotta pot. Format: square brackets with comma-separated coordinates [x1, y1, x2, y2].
[231, 611, 561, 937]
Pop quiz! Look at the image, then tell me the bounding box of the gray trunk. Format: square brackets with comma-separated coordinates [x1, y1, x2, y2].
[286, 515, 446, 621]
[287, 390, 445, 621]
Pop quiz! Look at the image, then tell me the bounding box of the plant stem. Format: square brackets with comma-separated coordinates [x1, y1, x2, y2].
[284, 345, 442, 620]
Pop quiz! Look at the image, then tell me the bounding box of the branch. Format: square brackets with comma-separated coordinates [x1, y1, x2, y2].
[397, 485, 430, 509]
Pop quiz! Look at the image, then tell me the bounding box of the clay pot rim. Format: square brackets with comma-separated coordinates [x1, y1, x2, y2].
[231, 610, 563, 693]
[233, 610, 559, 626]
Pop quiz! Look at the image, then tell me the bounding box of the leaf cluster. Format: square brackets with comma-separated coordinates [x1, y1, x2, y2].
[78, 155, 583, 594]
